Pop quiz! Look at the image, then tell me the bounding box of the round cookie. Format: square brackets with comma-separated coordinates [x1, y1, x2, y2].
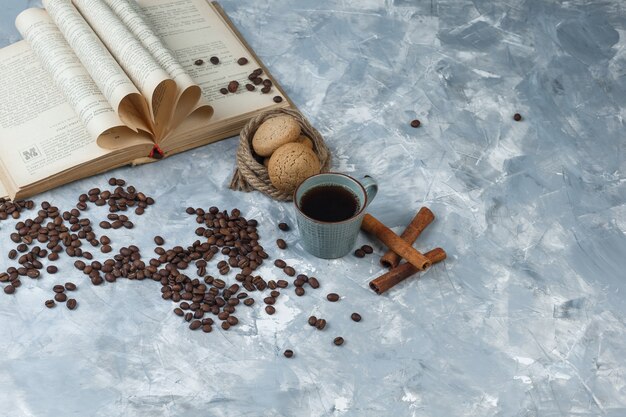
[296, 135, 313, 149]
[252, 115, 301, 157]
[268, 142, 321, 194]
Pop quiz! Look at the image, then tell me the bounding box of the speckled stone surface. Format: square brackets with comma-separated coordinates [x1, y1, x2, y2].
[1, 1, 625, 416]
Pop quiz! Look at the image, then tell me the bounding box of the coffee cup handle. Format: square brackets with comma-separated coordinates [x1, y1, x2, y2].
[362, 175, 378, 207]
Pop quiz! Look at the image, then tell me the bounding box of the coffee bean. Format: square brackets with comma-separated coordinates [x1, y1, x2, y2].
[154, 236, 164, 245]
[8, 250, 17, 260]
[283, 349, 294, 358]
[189, 320, 201, 330]
[263, 79, 272, 87]
[274, 259, 286, 268]
[202, 324, 213, 333]
[54, 292, 67, 302]
[210, 56, 219, 65]
[221, 321, 230, 330]
[276, 239, 287, 250]
[245, 84, 255, 91]
[237, 57, 248, 65]
[228, 81, 239, 93]
[351, 313, 362, 322]
[308, 277, 320, 289]
[252, 77, 263, 85]
[66, 299, 77, 310]
[361, 245, 373, 254]
[45, 299, 56, 308]
[316, 319, 326, 330]
[263, 297, 275, 305]
[99, 221, 111, 229]
[53, 285, 65, 293]
[265, 305, 276, 315]
[220, 88, 228, 95]
[261, 86, 270, 94]
[46, 266, 58, 274]
[276, 280, 288, 288]
[226, 316, 238, 326]
[295, 287, 305, 296]
[308, 316, 317, 326]
[513, 113, 522, 121]
[410, 119, 421, 128]
[278, 222, 289, 231]
[101, 245, 112, 253]
[326, 293, 340, 302]
[283, 266, 295, 276]
[354, 249, 365, 258]
[333, 337, 344, 346]
[194, 59, 204, 66]
[273, 96, 283, 103]
[244, 298, 254, 306]
[184, 312, 193, 322]
[64, 282, 77, 291]
[174, 308, 184, 317]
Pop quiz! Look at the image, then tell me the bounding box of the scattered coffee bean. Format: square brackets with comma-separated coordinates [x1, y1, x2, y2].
[220, 88, 228, 95]
[252, 77, 263, 85]
[189, 320, 202, 330]
[101, 245, 112, 253]
[513, 113, 522, 121]
[276, 239, 287, 249]
[261, 86, 271, 94]
[64, 282, 77, 291]
[278, 222, 289, 231]
[245, 83, 255, 91]
[194, 59, 204, 66]
[228, 81, 239, 93]
[326, 293, 340, 302]
[274, 259, 286, 268]
[202, 324, 213, 333]
[284, 349, 294, 358]
[54, 292, 67, 302]
[276, 280, 288, 288]
[237, 57, 249, 65]
[66, 299, 77, 310]
[8, 250, 17, 260]
[308, 277, 320, 289]
[265, 305, 276, 315]
[283, 266, 296, 277]
[295, 287, 305, 296]
[351, 313, 361, 322]
[316, 319, 327, 330]
[210, 56, 219, 65]
[46, 265, 58, 274]
[244, 298, 255, 306]
[263, 79, 272, 87]
[333, 337, 344, 346]
[273, 96, 283, 103]
[308, 316, 318, 326]
[45, 299, 56, 308]
[221, 321, 230, 330]
[361, 245, 373, 254]
[174, 307, 184, 317]
[410, 119, 421, 128]
[154, 236, 165, 245]
[354, 249, 365, 258]
[53, 285, 65, 293]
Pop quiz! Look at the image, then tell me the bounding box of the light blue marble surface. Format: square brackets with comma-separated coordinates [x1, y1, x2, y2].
[1, 1, 625, 416]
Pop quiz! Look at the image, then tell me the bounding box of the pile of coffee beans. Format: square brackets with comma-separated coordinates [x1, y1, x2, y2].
[217, 63, 283, 103]
[0, 181, 366, 357]
[0, 198, 34, 221]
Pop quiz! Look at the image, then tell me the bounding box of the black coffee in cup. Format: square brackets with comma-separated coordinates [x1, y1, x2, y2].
[300, 185, 359, 222]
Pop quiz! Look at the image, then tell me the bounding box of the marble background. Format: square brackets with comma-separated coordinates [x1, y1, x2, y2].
[1, 0, 625, 416]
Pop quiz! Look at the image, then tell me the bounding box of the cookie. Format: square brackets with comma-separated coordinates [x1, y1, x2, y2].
[252, 115, 301, 157]
[268, 142, 321, 194]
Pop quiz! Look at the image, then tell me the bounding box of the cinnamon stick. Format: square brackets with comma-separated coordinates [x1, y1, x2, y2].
[369, 248, 447, 294]
[361, 214, 432, 271]
[380, 207, 434, 269]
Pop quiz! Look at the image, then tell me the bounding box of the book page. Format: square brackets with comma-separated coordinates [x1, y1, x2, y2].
[15, 8, 125, 142]
[103, 0, 212, 137]
[137, 0, 285, 131]
[42, 0, 153, 137]
[0, 41, 151, 193]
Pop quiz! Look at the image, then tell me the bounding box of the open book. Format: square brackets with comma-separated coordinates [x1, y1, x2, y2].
[0, 0, 292, 199]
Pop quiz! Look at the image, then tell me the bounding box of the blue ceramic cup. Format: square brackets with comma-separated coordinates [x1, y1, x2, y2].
[294, 173, 378, 259]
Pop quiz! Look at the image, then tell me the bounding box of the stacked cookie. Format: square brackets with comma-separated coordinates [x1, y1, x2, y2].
[252, 115, 321, 194]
